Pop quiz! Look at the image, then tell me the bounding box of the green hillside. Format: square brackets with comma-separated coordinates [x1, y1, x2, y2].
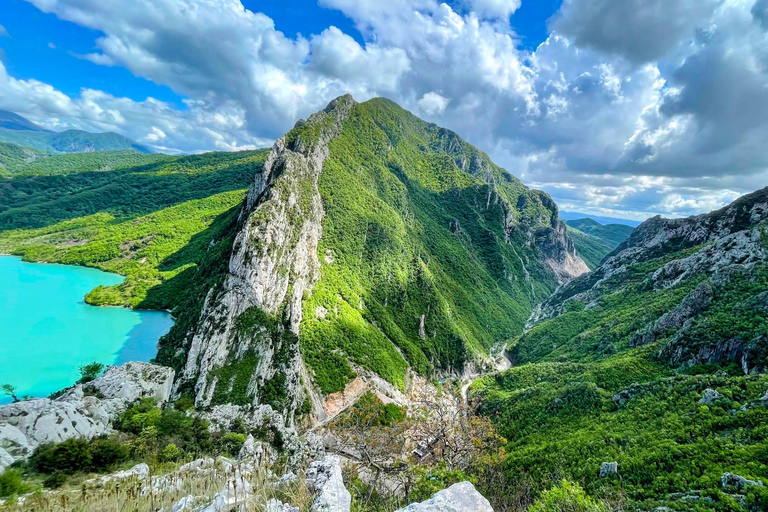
[566, 217, 634, 246]
[472, 188, 768, 511]
[0, 111, 153, 154]
[0, 141, 164, 176]
[0, 149, 269, 310]
[565, 227, 615, 269]
[566, 218, 634, 269]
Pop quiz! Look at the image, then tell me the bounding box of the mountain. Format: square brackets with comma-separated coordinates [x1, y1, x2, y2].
[560, 211, 642, 227]
[563, 226, 615, 269]
[473, 187, 768, 509]
[0, 110, 50, 132]
[565, 217, 634, 246]
[565, 217, 635, 268]
[152, 95, 588, 418]
[0, 110, 153, 154]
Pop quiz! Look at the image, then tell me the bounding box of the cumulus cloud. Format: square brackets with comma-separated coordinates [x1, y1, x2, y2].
[551, 0, 721, 64]
[463, 0, 521, 20]
[4, 0, 768, 219]
[0, 24, 9, 37]
[417, 92, 450, 115]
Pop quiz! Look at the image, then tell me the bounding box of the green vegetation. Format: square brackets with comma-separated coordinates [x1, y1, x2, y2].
[0, 110, 152, 154]
[528, 480, 609, 512]
[566, 218, 634, 246]
[472, 218, 768, 510]
[300, 98, 563, 394]
[565, 218, 634, 269]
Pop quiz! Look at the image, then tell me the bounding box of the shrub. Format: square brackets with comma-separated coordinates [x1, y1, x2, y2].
[30, 438, 92, 474]
[90, 438, 130, 470]
[78, 362, 106, 384]
[219, 432, 246, 456]
[160, 443, 182, 462]
[528, 480, 608, 512]
[0, 468, 28, 498]
[42, 471, 68, 489]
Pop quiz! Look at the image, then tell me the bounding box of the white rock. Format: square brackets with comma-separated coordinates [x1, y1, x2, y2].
[306, 456, 351, 512]
[265, 499, 300, 512]
[395, 481, 493, 512]
[0, 362, 175, 469]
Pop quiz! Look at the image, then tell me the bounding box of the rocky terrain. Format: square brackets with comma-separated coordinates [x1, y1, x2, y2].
[162, 95, 588, 424]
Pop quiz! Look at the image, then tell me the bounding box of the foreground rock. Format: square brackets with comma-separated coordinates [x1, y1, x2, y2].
[0, 362, 174, 470]
[395, 481, 494, 512]
[306, 456, 351, 512]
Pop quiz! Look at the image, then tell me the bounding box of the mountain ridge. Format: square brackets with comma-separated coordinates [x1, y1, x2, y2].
[0, 110, 153, 154]
[159, 94, 589, 421]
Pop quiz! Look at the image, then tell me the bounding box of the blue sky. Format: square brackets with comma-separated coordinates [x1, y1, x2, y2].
[0, 0, 559, 108]
[0, 0, 766, 221]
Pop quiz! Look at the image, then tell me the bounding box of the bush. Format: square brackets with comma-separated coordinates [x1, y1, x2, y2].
[0, 468, 28, 498]
[30, 438, 93, 474]
[528, 480, 608, 512]
[219, 432, 246, 456]
[42, 471, 68, 489]
[160, 443, 182, 462]
[90, 438, 130, 470]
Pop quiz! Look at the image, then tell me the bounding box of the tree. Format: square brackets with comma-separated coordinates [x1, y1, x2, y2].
[78, 362, 106, 384]
[528, 480, 608, 512]
[2, 384, 19, 403]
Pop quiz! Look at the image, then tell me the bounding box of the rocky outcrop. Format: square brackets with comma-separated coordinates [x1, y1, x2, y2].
[0, 362, 174, 470]
[306, 455, 351, 512]
[176, 95, 357, 415]
[600, 462, 619, 477]
[394, 481, 494, 512]
[721, 472, 764, 491]
[699, 388, 723, 404]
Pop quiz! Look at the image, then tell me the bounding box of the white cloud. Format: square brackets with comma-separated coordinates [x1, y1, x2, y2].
[0, 24, 8, 37]
[417, 91, 450, 115]
[463, 0, 521, 20]
[4, 0, 768, 219]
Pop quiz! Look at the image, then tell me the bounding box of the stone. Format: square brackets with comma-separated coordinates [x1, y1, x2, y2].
[394, 481, 493, 512]
[265, 499, 300, 512]
[0, 362, 175, 468]
[600, 462, 618, 477]
[171, 495, 198, 512]
[699, 388, 723, 404]
[273, 471, 298, 488]
[306, 456, 351, 512]
[721, 472, 764, 490]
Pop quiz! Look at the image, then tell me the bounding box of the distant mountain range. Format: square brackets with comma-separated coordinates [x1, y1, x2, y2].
[560, 211, 642, 227]
[564, 217, 635, 269]
[0, 110, 152, 154]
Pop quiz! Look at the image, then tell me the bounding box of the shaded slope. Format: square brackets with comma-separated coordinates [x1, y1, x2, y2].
[168, 95, 588, 419]
[473, 187, 768, 510]
[565, 218, 634, 269]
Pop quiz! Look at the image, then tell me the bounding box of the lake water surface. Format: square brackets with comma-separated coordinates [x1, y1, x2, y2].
[0, 256, 174, 403]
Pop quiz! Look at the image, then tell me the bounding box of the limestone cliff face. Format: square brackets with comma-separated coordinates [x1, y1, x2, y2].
[172, 95, 586, 419]
[529, 186, 768, 372]
[176, 96, 356, 413]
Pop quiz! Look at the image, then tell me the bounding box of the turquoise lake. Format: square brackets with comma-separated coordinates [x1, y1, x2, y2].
[0, 256, 174, 403]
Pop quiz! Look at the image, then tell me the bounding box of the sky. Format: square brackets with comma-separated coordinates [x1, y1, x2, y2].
[0, 0, 767, 221]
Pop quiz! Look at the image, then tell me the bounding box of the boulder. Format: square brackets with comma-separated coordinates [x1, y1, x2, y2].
[306, 456, 351, 512]
[0, 362, 175, 470]
[699, 388, 723, 404]
[721, 472, 764, 490]
[394, 481, 493, 512]
[600, 462, 618, 477]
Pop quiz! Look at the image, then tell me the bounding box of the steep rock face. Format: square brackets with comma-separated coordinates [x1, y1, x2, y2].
[525, 186, 768, 372]
[169, 95, 586, 419]
[176, 96, 355, 412]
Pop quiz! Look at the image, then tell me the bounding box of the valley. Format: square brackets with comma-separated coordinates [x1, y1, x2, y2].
[0, 97, 766, 512]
